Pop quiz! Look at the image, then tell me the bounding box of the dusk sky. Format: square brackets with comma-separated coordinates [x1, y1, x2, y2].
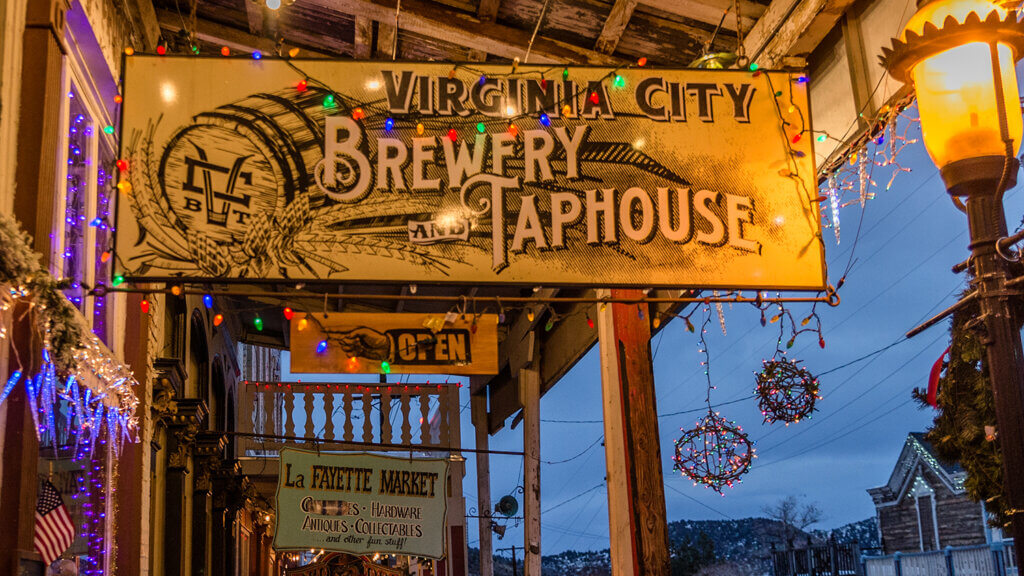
[283, 112, 1024, 557]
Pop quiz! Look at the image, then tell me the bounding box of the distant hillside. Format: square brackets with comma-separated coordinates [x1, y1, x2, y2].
[468, 517, 879, 576]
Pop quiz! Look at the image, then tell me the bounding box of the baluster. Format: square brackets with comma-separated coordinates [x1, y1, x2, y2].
[400, 393, 412, 445]
[324, 390, 335, 441]
[381, 387, 393, 445]
[362, 389, 373, 443]
[439, 387, 450, 448]
[420, 391, 431, 445]
[284, 389, 295, 439]
[343, 389, 354, 443]
[304, 388, 316, 445]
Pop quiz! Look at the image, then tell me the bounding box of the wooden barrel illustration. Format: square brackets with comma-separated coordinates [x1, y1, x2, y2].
[157, 87, 333, 246]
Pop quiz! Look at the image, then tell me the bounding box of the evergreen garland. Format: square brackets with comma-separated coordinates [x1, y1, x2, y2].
[912, 296, 1006, 525]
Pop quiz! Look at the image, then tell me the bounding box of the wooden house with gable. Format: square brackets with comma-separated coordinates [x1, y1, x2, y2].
[868, 433, 997, 555]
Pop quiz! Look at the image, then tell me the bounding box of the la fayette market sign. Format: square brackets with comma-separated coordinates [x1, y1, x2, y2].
[115, 57, 824, 289]
[275, 449, 449, 558]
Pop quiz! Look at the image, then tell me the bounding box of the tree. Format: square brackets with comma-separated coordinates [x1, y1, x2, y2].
[670, 530, 716, 576]
[763, 496, 823, 545]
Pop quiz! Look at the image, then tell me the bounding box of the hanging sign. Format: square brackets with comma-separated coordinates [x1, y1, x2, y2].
[115, 57, 824, 289]
[275, 449, 449, 559]
[289, 312, 498, 375]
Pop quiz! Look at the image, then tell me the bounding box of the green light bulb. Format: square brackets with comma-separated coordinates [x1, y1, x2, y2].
[476, 122, 486, 133]
[112, 275, 124, 287]
[103, 125, 115, 135]
[324, 94, 335, 108]
[381, 361, 391, 374]
[254, 316, 264, 331]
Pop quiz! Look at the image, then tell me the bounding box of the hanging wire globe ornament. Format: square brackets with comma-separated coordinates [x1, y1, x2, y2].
[672, 410, 755, 493]
[756, 358, 821, 425]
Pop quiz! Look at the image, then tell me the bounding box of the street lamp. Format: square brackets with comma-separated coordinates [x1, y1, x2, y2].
[883, 0, 1024, 564]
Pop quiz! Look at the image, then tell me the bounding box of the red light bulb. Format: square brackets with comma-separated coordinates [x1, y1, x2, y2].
[156, 45, 166, 55]
[297, 80, 308, 92]
[589, 92, 600, 105]
[140, 299, 150, 314]
[213, 314, 224, 327]
[283, 307, 294, 320]
[447, 129, 458, 142]
[116, 159, 128, 172]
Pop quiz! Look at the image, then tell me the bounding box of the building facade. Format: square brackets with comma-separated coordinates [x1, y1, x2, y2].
[868, 433, 994, 555]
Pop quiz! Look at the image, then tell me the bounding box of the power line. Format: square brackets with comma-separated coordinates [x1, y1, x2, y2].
[542, 435, 603, 464]
[542, 483, 606, 515]
[664, 482, 735, 520]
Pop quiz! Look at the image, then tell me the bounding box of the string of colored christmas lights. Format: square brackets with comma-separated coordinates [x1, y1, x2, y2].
[672, 306, 755, 493]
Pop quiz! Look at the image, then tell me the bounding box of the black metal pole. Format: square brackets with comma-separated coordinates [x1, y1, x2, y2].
[512, 546, 518, 576]
[944, 155, 1024, 570]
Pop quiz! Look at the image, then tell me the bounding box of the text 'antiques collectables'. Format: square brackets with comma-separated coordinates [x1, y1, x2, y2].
[116, 58, 824, 289]
[275, 450, 449, 558]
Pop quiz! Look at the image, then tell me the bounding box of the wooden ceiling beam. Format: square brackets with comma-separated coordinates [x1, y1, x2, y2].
[312, 0, 626, 64]
[155, 9, 334, 57]
[639, 0, 762, 32]
[595, 0, 639, 54]
[244, 0, 265, 35]
[127, 0, 162, 51]
[743, 0, 854, 68]
[477, 0, 502, 21]
[354, 15, 374, 58]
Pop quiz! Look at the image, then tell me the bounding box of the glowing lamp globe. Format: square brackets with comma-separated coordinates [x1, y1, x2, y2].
[881, 0, 1024, 191]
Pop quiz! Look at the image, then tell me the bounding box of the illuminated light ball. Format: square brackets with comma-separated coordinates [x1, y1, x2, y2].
[103, 125, 115, 135]
[447, 128, 457, 142]
[213, 314, 224, 327]
[289, 47, 300, 58]
[254, 316, 264, 331]
[323, 94, 335, 108]
[816, 134, 827, 142]
[587, 316, 594, 329]
[297, 318, 308, 331]
[116, 181, 131, 194]
[541, 78, 548, 90]
[252, 50, 262, 60]
[526, 308, 535, 322]
[507, 123, 519, 137]
[539, 113, 551, 127]
[749, 62, 759, 71]
[638, 56, 648, 67]
[140, 299, 150, 314]
[171, 285, 182, 296]
[589, 92, 600, 105]
[203, 294, 214, 309]
[416, 123, 425, 135]
[112, 275, 125, 287]
[479, 75, 487, 85]
[283, 307, 294, 320]
[352, 108, 365, 120]
[544, 319, 554, 332]
[613, 74, 625, 88]
[297, 80, 308, 92]
[266, 0, 282, 9]
[221, 46, 230, 56]
[380, 361, 391, 375]
[448, 68, 457, 79]
[156, 45, 166, 56]
[653, 316, 661, 329]
[89, 217, 103, 227]
[124, 47, 135, 56]
[385, 118, 395, 131]
[116, 159, 129, 172]
[849, 153, 858, 165]
[562, 68, 569, 79]
[791, 133, 802, 144]
[100, 251, 111, 263]
[562, 104, 571, 116]
[114, 95, 123, 104]
[316, 340, 329, 354]
[795, 75, 809, 84]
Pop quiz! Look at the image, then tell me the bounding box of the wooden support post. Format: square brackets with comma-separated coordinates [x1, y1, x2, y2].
[472, 394, 495, 576]
[597, 289, 670, 576]
[595, 0, 639, 54]
[519, 367, 541, 576]
[376, 22, 397, 59]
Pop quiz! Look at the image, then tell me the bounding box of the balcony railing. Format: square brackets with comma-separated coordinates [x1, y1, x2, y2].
[863, 541, 1017, 576]
[235, 380, 462, 460]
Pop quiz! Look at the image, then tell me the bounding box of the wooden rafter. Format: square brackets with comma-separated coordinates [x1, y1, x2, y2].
[354, 15, 374, 58]
[743, 0, 853, 67]
[640, 0, 763, 32]
[155, 9, 333, 57]
[477, 0, 502, 21]
[244, 0, 265, 35]
[595, 0, 639, 54]
[127, 0, 162, 50]
[309, 0, 625, 64]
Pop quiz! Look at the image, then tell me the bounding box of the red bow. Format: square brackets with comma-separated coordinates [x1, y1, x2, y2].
[927, 346, 952, 408]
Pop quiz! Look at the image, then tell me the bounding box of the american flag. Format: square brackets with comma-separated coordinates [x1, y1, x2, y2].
[34, 480, 75, 567]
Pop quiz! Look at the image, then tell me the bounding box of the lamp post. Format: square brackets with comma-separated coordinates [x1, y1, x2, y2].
[882, 0, 1024, 564]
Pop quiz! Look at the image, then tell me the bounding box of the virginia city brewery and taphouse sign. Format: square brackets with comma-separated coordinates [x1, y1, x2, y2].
[113, 58, 825, 290]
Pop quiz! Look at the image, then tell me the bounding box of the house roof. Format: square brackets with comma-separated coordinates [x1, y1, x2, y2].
[867, 433, 966, 505]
